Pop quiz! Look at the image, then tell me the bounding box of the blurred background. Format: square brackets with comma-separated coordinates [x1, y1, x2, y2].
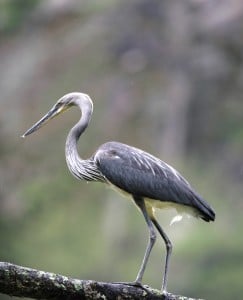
[0, 0, 243, 299]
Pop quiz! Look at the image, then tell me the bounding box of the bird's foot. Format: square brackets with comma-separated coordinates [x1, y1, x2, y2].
[162, 289, 168, 295]
[161, 290, 175, 299]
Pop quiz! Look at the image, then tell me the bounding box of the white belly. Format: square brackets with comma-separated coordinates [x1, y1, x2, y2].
[145, 198, 198, 222]
[107, 181, 198, 221]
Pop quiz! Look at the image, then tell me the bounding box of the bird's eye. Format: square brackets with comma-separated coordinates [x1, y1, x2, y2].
[55, 102, 62, 109]
[57, 98, 67, 106]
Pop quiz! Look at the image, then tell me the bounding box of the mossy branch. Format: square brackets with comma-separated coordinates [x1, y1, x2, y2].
[0, 262, 201, 300]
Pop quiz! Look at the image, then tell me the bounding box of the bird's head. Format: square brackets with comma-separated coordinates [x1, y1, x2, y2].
[22, 92, 92, 138]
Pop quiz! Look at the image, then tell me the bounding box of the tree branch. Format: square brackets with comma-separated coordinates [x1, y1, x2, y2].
[0, 262, 201, 300]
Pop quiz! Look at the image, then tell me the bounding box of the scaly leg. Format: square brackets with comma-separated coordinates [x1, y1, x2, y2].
[151, 216, 172, 294]
[132, 196, 157, 284]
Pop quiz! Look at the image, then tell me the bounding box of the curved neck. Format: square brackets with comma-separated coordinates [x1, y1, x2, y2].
[65, 101, 92, 180]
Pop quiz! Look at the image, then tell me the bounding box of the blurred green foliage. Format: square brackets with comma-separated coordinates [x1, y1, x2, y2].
[0, 0, 38, 33]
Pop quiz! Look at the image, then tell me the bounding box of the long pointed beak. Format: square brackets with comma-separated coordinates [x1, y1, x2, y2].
[21, 104, 64, 138]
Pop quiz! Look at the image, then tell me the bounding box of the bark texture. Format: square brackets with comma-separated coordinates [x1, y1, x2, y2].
[0, 262, 201, 300]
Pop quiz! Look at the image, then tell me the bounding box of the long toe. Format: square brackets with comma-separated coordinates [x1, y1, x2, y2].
[162, 289, 170, 296]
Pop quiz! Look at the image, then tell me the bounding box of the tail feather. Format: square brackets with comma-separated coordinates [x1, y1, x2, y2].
[169, 179, 216, 222]
[192, 191, 215, 222]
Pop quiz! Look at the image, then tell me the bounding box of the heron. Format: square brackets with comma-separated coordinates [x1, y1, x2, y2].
[22, 92, 215, 294]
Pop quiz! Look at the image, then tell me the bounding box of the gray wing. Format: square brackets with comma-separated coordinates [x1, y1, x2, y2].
[94, 141, 215, 221]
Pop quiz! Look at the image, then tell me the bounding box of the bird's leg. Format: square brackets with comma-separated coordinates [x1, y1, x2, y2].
[151, 217, 172, 294]
[133, 196, 157, 285]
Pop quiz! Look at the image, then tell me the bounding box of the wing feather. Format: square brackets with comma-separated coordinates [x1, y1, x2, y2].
[94, 141, 215, 221]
